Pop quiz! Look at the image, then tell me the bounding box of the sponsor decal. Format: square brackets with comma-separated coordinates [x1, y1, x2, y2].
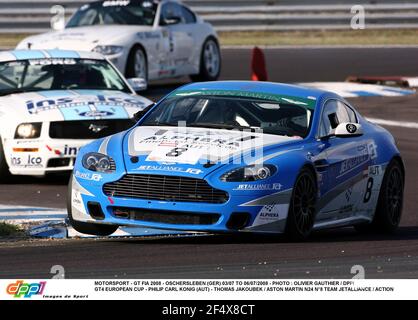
[103, 0, 130, 7]
[46, 145, 79, 156]
[79, 110, 114, 117]
[339, 148, 370, 177]
[29, 58, 76, 66]
[137, 128, 265, 165]
[135, 165, 203, 175]
[75, 170, 103, 182]
[346, 123, 357, 134]
[251, 203, 289, 227]
[137, 31, 161, 40]
[11, 155, 42, 167]
[6, 280, 46, 298]
[368, 165, 382, 177]
[25, 95, 144, 115]
[234, 183, 283, 191]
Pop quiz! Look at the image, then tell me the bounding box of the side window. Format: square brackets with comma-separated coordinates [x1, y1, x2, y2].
[181, 5, 196, 24]
[160, 3, 184, 25]
[340, 102, 358, 123]
[319, 100, 358, 137]
[319, 100, 338, 137]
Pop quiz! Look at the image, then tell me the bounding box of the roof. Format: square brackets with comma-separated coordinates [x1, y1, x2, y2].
[177, 81, 330, 100]
[0, 50, 104, 63]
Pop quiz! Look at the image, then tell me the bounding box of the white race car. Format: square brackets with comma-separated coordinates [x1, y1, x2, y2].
[16, 0, 221, 86]
[0, 50, 152, 179]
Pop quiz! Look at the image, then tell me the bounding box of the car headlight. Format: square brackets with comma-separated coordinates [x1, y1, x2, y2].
[220, 164, 276, 182]
[92, 45, 124, 55]
[14, 123, 42, 139]
[82, 152, 116, 173]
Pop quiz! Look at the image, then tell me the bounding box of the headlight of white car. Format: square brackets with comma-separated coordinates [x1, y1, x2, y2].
[92, 45, 124, 56]
[14, 123, 42, 139]
[220, 165, 277, 182]
[82, 152, 116, 173]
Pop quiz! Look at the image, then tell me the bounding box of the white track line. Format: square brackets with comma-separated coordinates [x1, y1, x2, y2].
[366, 117, 418, 129]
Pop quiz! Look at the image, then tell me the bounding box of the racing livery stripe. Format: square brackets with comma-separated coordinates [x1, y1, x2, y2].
[11, 50, 46, 60]
[239, 189, 293, 207]
[46, 50, 80, 59]
[35, 90, 78, 98]
[99, 136, 112, 155]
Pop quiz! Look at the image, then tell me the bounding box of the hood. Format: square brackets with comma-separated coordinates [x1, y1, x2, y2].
[17, 25, 154, 51]
[0, 90, 151, 123]
[123, 126, 302, 179]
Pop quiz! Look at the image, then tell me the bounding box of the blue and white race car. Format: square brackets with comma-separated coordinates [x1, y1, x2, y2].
[0, 50, 151, 179]
[68, 81, 404, 240]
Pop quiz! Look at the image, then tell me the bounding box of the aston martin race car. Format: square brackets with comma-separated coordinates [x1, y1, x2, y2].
[16, 0, 221, 86]
[0, 50, 152, 179]
[68, 81, 404, 240]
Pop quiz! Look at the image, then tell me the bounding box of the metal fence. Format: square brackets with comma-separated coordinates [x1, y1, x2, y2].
[1, 0, 418, 33]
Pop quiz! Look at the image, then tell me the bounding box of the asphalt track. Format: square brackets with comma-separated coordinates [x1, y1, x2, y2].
[1, 47, 418, 279]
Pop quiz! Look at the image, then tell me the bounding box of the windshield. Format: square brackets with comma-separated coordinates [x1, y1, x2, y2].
[0, 58, 131, 96]
[67, 1, 158, 28]
[141, 95, 314, 138]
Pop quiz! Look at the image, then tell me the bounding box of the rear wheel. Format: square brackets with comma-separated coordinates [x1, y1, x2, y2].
[355, 159, 404, 234]
[286, 168, 317, 241]
[190, 37, 221, 82]
[67, 175, 119, 236]
[0, 137, 11, 183]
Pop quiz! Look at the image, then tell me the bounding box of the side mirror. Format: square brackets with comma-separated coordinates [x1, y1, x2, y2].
[163, 16, 182, 25]
[335, 122, 363, 138]
[127, 78, 147, 92]
[133, 103, 155, 122]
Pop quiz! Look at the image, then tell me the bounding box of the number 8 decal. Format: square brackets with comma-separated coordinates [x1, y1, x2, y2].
[363, 177, 374, 203]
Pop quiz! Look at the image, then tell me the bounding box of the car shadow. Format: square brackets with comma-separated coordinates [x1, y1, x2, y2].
[111, 225, 418, 246]
[3, 172, 70, 186]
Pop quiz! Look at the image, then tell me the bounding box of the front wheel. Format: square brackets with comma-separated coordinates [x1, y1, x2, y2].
[190, 37, 221, 82]
[355, 159, 404, 234]
[126, 45, 148, 82]
[285, 168, 318, 241]
[67, 176, 119, 236]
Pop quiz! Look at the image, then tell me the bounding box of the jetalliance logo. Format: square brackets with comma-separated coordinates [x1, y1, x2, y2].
[6, 280, 46, 298]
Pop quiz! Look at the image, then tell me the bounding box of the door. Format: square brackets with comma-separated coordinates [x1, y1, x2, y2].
[159, 2, 194, 77]
[315, 100, 375, 223]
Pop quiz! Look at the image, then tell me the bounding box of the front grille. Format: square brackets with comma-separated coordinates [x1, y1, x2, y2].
[103, 174, 229, 204]
[113, 207, 220, 225]
[49, 119, 135, 139]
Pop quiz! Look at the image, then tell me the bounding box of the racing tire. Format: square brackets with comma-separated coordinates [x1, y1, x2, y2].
[190, 37, 221, 82]
[0, 137, 12, 183]
[67, 175, 119, 237]
[285, 168, 318, 241]
[126, 45, 148, 83]
[355, 159, 404, 234]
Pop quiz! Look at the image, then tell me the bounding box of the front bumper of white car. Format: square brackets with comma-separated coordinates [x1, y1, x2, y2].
[4, 138, 92, 176]
[4, 118, 134, 176]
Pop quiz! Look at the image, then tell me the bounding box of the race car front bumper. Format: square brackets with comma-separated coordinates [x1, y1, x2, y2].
[5, 138, 93, 176]
[70, 173, 293, 234]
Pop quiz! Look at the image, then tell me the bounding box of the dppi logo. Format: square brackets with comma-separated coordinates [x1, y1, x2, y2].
[6, 280, 46, 298]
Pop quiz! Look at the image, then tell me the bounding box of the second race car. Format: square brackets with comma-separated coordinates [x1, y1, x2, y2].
[0, 50, 152, 179]
[68, 81, 405, 240]
[16, 0, 221, 86]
